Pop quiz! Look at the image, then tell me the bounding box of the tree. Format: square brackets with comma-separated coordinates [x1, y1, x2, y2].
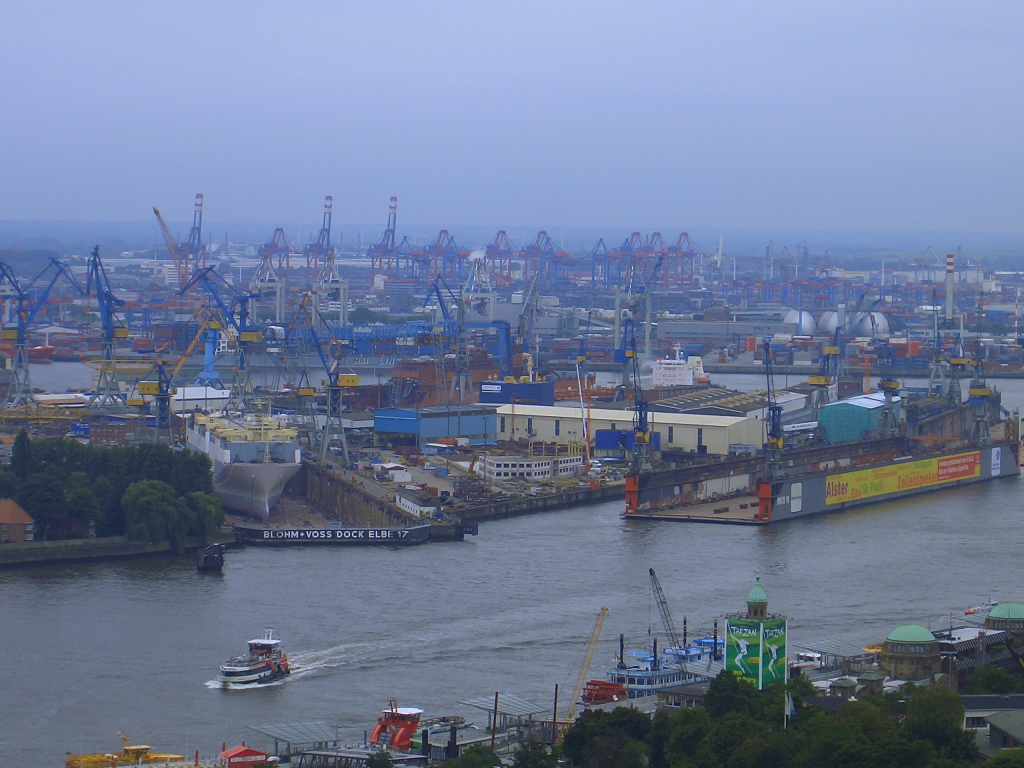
[11, 429, 32, 479]
[989, 748, 1024, 768]
[512, 740, 557, 768]
[0, 469, 20, 500]
[16, 473, 66, 536]
[181, 491, 224, 545]
[366, 750, 394, 768]
[704, 671, 761, 719]
[661, 707, 711, 766]
[442, 745, 501, 768]
[122, 480, 187, 551]
[963, 664, 1024, 694]
[563, 707, 651, 767]
[902, 684, 976, 764]
[349, 306, 377, 324]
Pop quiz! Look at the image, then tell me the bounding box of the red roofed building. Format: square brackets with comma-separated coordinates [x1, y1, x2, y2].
[0, 499, 34, 543]
[219, 744, 270, 768]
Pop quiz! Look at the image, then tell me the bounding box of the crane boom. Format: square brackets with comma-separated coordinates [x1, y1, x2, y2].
[153, 207, 187, 285]
[649, 568, 683, 655]
[561, 607, 608, 736]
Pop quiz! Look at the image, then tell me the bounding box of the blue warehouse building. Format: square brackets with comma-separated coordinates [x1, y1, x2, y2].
[374, 405, 498, 448]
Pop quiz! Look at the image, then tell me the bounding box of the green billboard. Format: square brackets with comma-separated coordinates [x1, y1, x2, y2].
[760, 618, 787, 688]
[725, 617, 787, 689]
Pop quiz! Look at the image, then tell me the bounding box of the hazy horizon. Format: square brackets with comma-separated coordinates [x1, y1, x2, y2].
[2, 3, 1022, 236]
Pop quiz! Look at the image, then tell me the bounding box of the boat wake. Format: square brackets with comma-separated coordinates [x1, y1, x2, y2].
[287, 641, 386, 677]
[205, 678, 287, 690]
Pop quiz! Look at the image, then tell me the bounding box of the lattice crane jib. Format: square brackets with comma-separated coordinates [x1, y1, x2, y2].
[649, 568, 683, 656]
[560, 607, 609, 739]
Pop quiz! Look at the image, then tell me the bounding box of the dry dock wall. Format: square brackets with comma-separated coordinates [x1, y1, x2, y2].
[300, 461, 421, 527]
[295, 461, 625, 526]
[458, 483, 625, 522]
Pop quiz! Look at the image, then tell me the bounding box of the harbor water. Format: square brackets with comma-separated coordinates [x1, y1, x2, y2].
[1, 369, 1022, 765]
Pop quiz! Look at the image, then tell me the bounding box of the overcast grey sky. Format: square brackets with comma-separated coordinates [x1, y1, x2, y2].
[1, 2, 1022, 233]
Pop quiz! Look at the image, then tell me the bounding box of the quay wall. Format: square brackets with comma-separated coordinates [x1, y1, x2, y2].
[0, 529, 236, 568]
[458, 482, 625, 522]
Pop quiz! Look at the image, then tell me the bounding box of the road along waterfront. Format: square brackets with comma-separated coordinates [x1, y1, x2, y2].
[1, 373, 1023, 766]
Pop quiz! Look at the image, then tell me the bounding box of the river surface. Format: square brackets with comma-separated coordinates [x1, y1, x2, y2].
[2, 372, 1023, 766]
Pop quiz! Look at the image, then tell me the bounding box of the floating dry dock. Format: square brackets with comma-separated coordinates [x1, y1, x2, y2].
[626, 437, 1020, 525]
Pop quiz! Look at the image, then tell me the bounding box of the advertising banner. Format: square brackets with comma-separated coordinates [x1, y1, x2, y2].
[725, 619, 761, 687]
[760, 618, 787, 688]
[726, 618, 788, 689]
[825, 451, 980, 505]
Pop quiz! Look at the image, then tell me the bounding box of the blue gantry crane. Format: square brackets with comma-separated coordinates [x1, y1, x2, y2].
[86, 246, 129, 411]
[0, 258, 83, 409]
[181, 266, 265, 410]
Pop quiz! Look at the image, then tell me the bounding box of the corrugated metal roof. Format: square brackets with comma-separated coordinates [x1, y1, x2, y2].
[820, 393, 901, 411]
[493, 404, 748, 427]
[457, 692, 547, 717]
[248, 721, 341, 746]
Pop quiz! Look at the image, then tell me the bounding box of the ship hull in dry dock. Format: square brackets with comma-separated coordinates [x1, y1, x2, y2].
[626, 441, 1020, 525]
[213, 463, 301, 521]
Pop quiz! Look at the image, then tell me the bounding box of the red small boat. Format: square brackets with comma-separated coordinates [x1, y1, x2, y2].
[27, 345, 55, 363]
[369, 700, 424, 750]
[582, 680, 627, 705]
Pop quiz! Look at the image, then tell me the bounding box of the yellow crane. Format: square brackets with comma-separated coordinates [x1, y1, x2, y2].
[560, 607, 608, 740]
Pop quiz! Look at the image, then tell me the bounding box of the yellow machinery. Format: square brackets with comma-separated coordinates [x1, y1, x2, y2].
[65, 733, 183, 767]
[560, 607, 609, 739]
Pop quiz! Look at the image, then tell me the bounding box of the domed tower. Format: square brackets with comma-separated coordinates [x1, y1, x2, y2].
[747, 578, 768, 620]
[985, 602, 1024, 643]
[880, 624, 941, 681]
[726, 578, 787, 690]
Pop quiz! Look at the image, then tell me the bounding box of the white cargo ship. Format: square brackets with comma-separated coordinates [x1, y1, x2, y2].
[186, 412, 301, 521]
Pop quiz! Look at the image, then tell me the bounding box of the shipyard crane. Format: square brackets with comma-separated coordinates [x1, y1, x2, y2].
[876, 343, 901, 437]
[927, 289, 948, 397]
[809, 328, 841, 417]
[153, 194, 206, 286]
[517, 275, 540, 348]
[305, 195, 334, 283]
[969, 295, 992, 444]
[649, 569, 684, 663]
[948, 334, 967, 408]
[310, 197, 348, 326]
[424, 275, 456, 322]
[560, 607, 608, 740]
[0, 258, 84, 409]
[181, 267, 264, 411]
[576, 310, 594, 473]
[129, 359, 177, 443]
[291, 293, 357, 464]
[86, 246, 129, 411]
[762, 339, 785, 480]
[630, 331, 654, 472]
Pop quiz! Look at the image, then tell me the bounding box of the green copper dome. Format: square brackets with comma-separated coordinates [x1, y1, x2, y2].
[988, 602, 1024, 620]
[747, 578, 768, 604]
[886, 624, 936, 643]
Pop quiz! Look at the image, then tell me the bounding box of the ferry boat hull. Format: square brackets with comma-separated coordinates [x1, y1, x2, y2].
[218, 629, 290, 685]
